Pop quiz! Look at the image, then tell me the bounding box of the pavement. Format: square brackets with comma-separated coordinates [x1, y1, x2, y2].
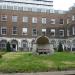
[0, 70, 75, 75]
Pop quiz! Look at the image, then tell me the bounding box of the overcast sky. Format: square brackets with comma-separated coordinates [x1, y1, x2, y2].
[53, 0, 75, 10]
[4, 0, 75, 10]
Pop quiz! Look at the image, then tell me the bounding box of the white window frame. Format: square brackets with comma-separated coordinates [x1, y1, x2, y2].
[42, 29, 46, 32]
[51, 29, 55, 36]
[32, 29, 37, 36]
[23, 16, 28, 23]
[59, 30, 64, 37]
[59, 19, 64, 25]
[12, 26, 18, 35]
[42, 18, 46, 24]
[42, 29, 46, 35]
[12, 16, 18, 22]
[1, 27, 7, 35]
[22, 41, 28, 48]
[51, 19, 55, 24]
[1, 15, 7, 21]
[22, 28, 27, 35]
[72, 15, 75, 21]
[32, 17, 37, 23]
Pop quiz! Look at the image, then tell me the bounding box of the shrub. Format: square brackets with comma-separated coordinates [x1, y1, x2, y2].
[0, 55, 2, 58]
[6, 42, 11, 52]
[58, 42, 63, 52]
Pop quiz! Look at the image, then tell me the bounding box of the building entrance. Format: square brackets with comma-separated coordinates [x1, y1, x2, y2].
[11, 40, 18, 51]
[12, 44, 16, 51]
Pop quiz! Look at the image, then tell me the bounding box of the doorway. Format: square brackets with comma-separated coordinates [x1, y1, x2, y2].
[12, 44, 17, 51]
[11, 40, 18, 51]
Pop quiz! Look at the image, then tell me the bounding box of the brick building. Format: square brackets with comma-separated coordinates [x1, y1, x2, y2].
[0, 0, 75, 51]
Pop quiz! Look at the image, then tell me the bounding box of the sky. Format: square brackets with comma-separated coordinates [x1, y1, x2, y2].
[53, 0, 75, 10]
[4, 0, 75, 10]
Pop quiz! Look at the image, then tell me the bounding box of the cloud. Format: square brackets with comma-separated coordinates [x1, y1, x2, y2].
[53, 0, 75, 10]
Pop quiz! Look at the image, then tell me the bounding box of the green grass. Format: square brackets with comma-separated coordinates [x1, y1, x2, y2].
[0, 52, 75, 73]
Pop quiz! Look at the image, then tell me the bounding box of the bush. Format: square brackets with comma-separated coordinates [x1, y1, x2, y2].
[0, 55, 2, 58]
[6, 42, 11, 52]
[58, 42, 63, 52]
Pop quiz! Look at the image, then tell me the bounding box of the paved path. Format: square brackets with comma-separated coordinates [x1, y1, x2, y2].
[0, 70, 75, 75]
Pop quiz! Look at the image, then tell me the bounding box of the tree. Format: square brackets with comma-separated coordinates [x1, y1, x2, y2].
[6, 42, 11, 52]
[58, 42, 63, 52]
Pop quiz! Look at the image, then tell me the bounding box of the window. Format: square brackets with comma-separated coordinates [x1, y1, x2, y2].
[51, 19, 55, 24]
[12, 16, 18, 22]
[1, 27, 7, 35]
[42, 29, 46, 32]
[12, 26, 17, 35]
[0, 40, 7, 49]
[32, 17, 37, 23]
[59, 19, 64, 24]
[59, 30, 64, 37]
[22, 28, 27, 35]
[1, 15, 7, 21]
[22, 41, 28, 49]
[23, 43, 27, 48]
[32, 29, 37, 36]
[42, 18, 46, 24]
[23, 42, 28, 48]
[72, 15, 75, 21]
[0, 43, 6, 49]
[23, 16, 28, 23]
[42, 29, 46, 35]
[51, 29, 55, 37]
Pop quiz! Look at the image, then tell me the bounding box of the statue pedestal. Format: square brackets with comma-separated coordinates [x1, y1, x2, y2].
[32, 44, 54, 55]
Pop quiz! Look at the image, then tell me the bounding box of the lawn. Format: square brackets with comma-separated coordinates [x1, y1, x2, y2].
[0, 52, 75, 73]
